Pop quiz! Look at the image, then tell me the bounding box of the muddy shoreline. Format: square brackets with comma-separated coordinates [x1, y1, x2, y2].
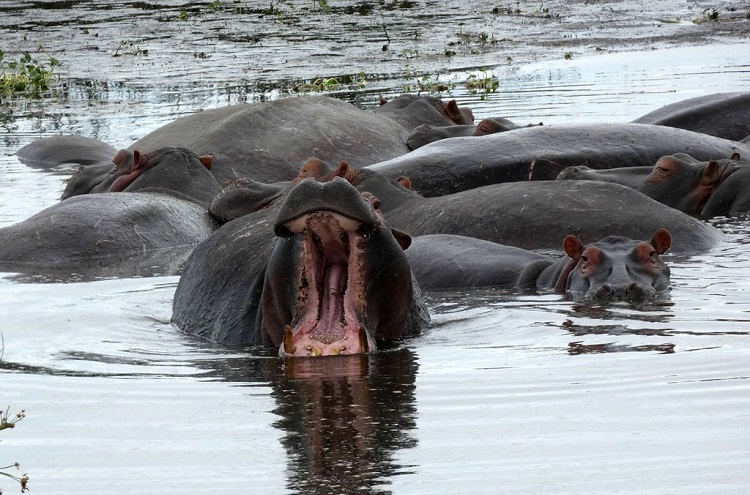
[1, 0, 748, 111]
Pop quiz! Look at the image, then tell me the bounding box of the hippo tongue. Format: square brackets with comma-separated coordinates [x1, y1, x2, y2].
[311, 218, 349, 344]
[282, 211, 375, 357]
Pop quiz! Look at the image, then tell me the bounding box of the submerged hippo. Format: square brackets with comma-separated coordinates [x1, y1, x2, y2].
[0, 191, 216, 281]
[632, 92, 750, 141]
[62, 147, 221, 205]
[172, 177, 430, 357]
[640, 153, 750, 218]
[522, 229, 672, 301]
[246, 158, 719, 254]
[405, 117, 541, 150]
[407, 230, 672, 302]
[17, 94, 473, 185]
[367, 123, 750, 197]
[557, 152, 750, 218]
[15, 135, 117, 170]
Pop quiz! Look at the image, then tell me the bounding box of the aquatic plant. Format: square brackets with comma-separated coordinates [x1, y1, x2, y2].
[695, 7, 719, 23]
[0, 407, 29, 493]
[113, 41, 148, 57]
[465, 69, 499, 99]
[0, 50, 59, 98]
[293, 72, 368, 93]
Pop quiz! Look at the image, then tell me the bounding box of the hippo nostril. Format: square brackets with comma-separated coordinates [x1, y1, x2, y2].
[600, 284, 614, 294]
[627, 282, 639, 293]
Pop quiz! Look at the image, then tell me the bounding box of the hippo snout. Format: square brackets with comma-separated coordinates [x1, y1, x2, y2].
[591, 282, 658, 302]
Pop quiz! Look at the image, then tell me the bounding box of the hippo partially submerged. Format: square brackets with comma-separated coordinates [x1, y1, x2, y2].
[557, 152, 750, 219]
[407, 229, 673, 302]
[172, 177, 430, 356]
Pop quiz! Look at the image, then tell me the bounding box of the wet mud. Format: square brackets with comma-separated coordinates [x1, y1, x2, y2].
[1, 0, 748, 109]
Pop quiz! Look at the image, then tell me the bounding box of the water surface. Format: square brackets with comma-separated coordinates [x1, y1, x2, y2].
[1, 8, 750, 494]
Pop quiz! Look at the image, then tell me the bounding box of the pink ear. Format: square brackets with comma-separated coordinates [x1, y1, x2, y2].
[651, 228, 672, 254]
[563, 235, 583, 260]
[445, 100, 461, 122]
[390, 228, 412, 250]
[396, 176, 412, 190]
[199, 154, 213, 170]
[132, 150, 147, 170]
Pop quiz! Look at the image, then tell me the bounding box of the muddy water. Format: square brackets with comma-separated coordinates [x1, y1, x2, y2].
[2, 2, 750, 494]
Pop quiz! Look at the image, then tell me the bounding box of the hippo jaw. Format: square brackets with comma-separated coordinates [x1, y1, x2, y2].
[279, 210, 376, 358]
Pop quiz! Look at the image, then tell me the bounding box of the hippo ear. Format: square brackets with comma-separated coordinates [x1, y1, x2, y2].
[444, 100, 462, 124]
[396, 176, 412, 190]
[199, 154, 213, 170]
[651, 228, 672, 255]
[391, 228, 412, 250]
[379, 95, 388, 106]
[331, 160, 360, 184]
[700, 160, 723, 186]
[563, 235, 583, 261]
[133, 150, 148, 170]
[730, 152, 740, 161]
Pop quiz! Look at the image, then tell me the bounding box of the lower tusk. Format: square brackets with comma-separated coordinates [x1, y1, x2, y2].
[358, 326, 369, 353]
[283, 325, 296, 355]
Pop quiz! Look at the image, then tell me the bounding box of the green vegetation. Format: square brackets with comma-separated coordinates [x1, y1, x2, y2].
[0, 50, 59, 98]
[1, 407, 29, 493]
[293, 72, 368, 93]
[402, 73, 456, 94]
[465, 69, 499, 99]
[695, 7, 719, 23]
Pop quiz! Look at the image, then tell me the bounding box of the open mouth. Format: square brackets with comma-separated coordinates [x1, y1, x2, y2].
[280, 210, 375, 357]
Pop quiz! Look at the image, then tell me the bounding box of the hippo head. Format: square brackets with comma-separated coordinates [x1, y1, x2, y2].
[563, 229, 672, 302]
[640, 153, 741, 216]
[261, 177, 418, 358]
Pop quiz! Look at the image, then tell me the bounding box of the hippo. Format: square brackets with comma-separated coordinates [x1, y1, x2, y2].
[639, 153, 750, 218]
[555, 164, 653, 189]
[407, 230, 672, 302]
[193, 156, 722, 261]
[208, 177, 288, 223]
[367, 123, 750, 197]
[405, 117, 541, 150]
[337, 167, 722, 253]
[631, 92, 750, 141]
[15, 135, 117, 170]
[0, 191, 217, 281]
[373, 93, 474, 128]
[406, 234, 549, 290]
[171, 177, 430, 356]
[557, 152, 750, 218]
[522, 228, 672, 301]
[62, 147, 222, 205]
[18, 95, 474, 186]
